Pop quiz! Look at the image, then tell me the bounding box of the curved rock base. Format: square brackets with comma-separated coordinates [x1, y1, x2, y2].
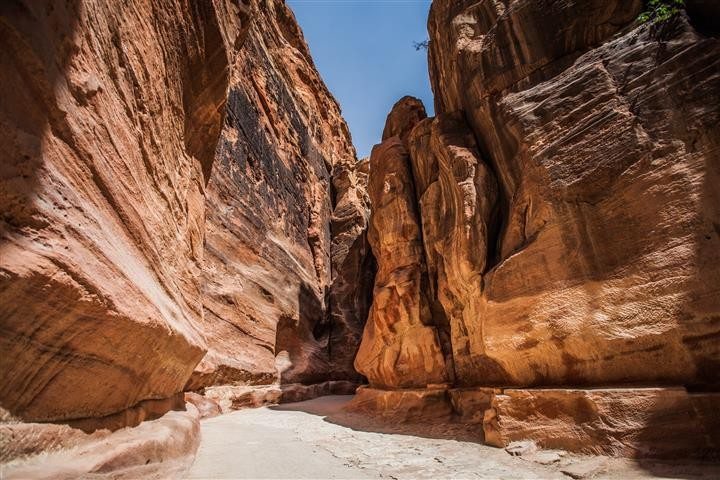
[0, 403, 201, 479]
[345, 387, 720, 459]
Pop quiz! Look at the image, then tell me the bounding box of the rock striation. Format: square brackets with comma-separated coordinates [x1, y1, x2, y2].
[425, 0, 720, 390]
[0, 0, 371, 476]
[0, 0, 249, 423]
[355, 0, 720, 457]
[3, 0, 719, 471]
[189, 0, 371, 391]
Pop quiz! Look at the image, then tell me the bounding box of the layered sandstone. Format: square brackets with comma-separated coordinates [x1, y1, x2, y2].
[0, 0, 249, 422]
[425, 0, 720, 388]
[1, 1, 373, 476]
[355, 0, 720, 457]
[484, 388, 720, 458]
[190, 0, 370, 390]
[1, 402, 202, 479]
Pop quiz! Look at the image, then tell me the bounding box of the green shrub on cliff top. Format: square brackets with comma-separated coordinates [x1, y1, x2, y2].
[638, 0, 685, 24]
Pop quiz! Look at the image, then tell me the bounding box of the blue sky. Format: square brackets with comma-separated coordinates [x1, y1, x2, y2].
[287, 0, 434, 159]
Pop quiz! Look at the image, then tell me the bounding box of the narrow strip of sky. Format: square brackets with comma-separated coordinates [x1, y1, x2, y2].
[287, 0, 434, 159]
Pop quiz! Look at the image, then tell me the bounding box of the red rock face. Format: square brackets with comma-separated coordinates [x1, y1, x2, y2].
[190, 0, 369, 390]
[0, 0, 250, 422]
[425, 0, 720, 389]
[354, 137, 448, 389]
[0, 0, 372, 474]
[355, 0, 720, 457]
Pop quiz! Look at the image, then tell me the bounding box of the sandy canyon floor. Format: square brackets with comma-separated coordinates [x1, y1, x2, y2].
[186, 395, 719, 480]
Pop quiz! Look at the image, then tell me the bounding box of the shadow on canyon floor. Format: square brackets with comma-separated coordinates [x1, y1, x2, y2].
[271, 395, 720, 480]
[272, 395, 480, 444]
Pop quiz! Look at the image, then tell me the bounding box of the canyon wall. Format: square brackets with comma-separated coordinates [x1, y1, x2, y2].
[3, 0, 719, 472]
[355, 0, 720, 457]
[190, 0, 370, 392]
[1, 0, 371, 475]
[0, 0, 250, 424]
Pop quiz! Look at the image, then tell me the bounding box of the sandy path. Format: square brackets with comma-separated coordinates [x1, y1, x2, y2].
[186, 395, 718, 480]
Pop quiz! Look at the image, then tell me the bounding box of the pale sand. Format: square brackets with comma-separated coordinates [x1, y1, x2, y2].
[186, 395, 720, 480]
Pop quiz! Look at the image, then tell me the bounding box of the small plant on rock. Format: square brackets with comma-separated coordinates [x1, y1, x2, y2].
[638, 0, 685, 25]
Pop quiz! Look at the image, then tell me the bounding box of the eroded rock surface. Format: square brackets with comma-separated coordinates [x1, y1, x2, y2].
[0, 0, 249, 423]
[0, 0, 371, 476]
[425, 0, 720, 389]
[355, 135, 448, 389]
[355, 0, 720, 458]
[327, 156, 375, 382]
[485, 388, 720, 458]
[190, 0, 370, 391]
[1, 403, 202, 479]
[407, 112, 500, 385]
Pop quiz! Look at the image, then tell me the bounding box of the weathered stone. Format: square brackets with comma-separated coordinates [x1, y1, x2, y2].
[354, 0, 720, 459]
[425, 0, 720, 389]
[408, 111, 500, 386]
[0, 403, 201, 479]
[203, 384, 283, 413]
[184, 392, 222, 420]
[345, 386, 453, 423]
[382, 96, 427, 145]
[0, 0, 249, 422]
[201, 380, 359, 413]
[484, 388, 720, 458]
[279, 380, 359, 404]
[505, 440, 538, 456]
[327, 157, 375, 382]
[354, 138, 448, 389]
[448, 387, 500, 425]
[191, 0, 364, 390]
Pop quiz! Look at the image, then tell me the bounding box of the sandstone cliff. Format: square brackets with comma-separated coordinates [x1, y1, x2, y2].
[0, 0, 372, 421]
[189, 0, 370, 391]
[425, 0, 720, 389]
[0, 0, 249, 423]
[3, 0, 720, 473]
[0, 0, 373, 474]
[355, 0, 720, 457]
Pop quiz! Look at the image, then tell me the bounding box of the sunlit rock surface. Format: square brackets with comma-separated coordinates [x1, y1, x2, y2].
[425, 0, 720, 389]
[355, 0, 720, 457]
[0, 0, 249, 423]
[355, 135, 448, 389]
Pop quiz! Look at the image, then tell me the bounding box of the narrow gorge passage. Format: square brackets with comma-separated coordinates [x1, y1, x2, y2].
[1, 0, 719, 478]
